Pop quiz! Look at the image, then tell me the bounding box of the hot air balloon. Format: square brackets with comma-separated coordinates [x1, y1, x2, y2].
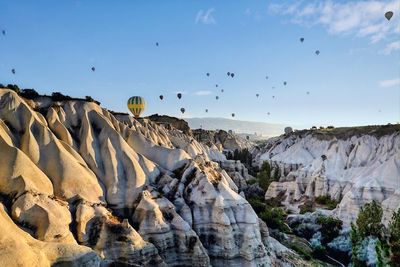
[205, 109, 208, 113]
[177, 93, 182, 99]
[284, 81, 287, 86]
[11, 69, 15, 74]
[385, 11, 393, 21]
[256, 93, 259, 98]
[156, 42, 159, 46]
[159, 95, 164, 100]
[215, 84, 218, 87]
[221, 89, 224, 93]
[1, 30, 5, 35]
[91, 67, 95, 72]
[216, 96, 219, 100]
[127, 96, 146, 118]
[231, 113, 235, 117]
[206, 73, 210, 77]
[272, 95, 275, 99]
[180, 108, 185, 114]
[267, 112, 270, 115]
[306, 91, 310, 95]
[300, 37, 304, 43]
[266, 76, 269, 79]
[315, 50, 320, 55]
[231, 73, 235, 78]
[227, 72, 231, 76]
[246, 136, 250, 140]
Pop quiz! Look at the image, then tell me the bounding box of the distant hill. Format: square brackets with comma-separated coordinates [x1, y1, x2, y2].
[185, 117, 288, 137]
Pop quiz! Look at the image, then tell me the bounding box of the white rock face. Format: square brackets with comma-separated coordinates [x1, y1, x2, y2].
[0, 89, 291, 266]
[255, 128, 400, 224]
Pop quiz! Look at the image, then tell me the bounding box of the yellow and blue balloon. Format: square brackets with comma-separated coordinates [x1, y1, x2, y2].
[127, 96, 146, 118]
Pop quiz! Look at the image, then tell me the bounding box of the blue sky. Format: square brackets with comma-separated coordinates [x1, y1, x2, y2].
[0, 0, 399, 127]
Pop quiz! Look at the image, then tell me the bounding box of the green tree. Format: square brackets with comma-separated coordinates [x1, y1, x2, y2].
[257, 161, 271, 191]
[389, 208, 400, 266]
[356, 200, 384, 239]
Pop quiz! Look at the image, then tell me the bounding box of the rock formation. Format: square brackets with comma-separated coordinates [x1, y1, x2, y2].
[254, 126, 400, 225]
[0, 88, 307, 266]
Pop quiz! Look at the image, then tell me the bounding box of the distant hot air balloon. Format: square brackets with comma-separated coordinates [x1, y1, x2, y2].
[159, 95, 164, 100]
[256, 93, 259, 98]
[221, 89, 224, 93]
[231, 113, 235, 117]
[206, 73, 210, 77]
[215, 84, 218, 87]
[385, 11, 393, 21]
[266, 76, 269, 79]
[306, 91, 310, 95]
[180, 108, 185, 114]
[231, 73, 235, 78]
[156, 42, 159, 46]
[315, 50, 320, 55]
[267, 112, 270, 115]
[91, 67, 95, 72]
[1, 30, 5, 35]
[272, 86, 275, 89]
[284, 81, 287, 86]
[216, 96, 219, 100]
[246, 135, 250, 140]
[177, 93, 182, 99]
[227, 72, 231, 76]
[205, 109, 208, 113]
[127, 96, 146, 118]
[300, 37, 304, 43]
[272, 95, 275, 99]
[11, 69, 15, 74]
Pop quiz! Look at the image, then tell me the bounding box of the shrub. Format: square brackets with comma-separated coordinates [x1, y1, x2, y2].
[315, 195, 339, 210]
[259, 207, 290, 233]
[20, 88, 39, 99]
[299, 200, 314, 214]
[316, 216, 343, 244]
[51, 92, 72, 101]
[247, 197, 266, 214]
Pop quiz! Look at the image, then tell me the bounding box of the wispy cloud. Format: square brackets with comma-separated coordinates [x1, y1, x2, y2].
[268, 1, 399, 43]
[195, 8, 216, 25]
[380, 41, 400, 55]
[379, 78, 400, 88]
[194, 90, 212, 96]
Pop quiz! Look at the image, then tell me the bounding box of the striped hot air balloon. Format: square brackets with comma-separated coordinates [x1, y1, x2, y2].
[127, 96, 146, 118]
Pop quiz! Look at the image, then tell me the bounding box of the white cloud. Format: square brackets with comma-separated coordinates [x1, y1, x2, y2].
[268, 1, 399, 43]
[379, 78, 400, 88]
[195, 8, 216, 25]
[194, 90, 212, 96]
[380, 41, 400, 55]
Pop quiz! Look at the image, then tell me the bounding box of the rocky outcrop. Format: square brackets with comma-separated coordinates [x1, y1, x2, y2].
[0, 88, 295, 266]
[255, 126, 400, 224]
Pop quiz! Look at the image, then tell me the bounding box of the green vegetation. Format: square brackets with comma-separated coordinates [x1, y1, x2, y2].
[350, 201, 391, 266]
[316, 216, 342, 245]
[388, 209, 400, 265]
[299, 200, 315, 214]
[315, 195, 340, 210]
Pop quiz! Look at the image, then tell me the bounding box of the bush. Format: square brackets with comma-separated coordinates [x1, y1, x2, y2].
[247, 197, 266, 214]
[299, 200, 314, 214]
[20, 88, 39, 99]
[315, 195, 339, 210]
[259, 207, 290, 233]
[51, 92, 72, 101]
[316, 216, 343, 244]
